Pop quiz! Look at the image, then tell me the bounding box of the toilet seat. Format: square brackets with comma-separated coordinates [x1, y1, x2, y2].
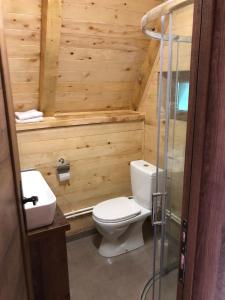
[93, 197, 141, 223]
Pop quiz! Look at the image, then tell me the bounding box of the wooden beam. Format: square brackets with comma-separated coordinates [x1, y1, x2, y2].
[39, 0, 62, 116]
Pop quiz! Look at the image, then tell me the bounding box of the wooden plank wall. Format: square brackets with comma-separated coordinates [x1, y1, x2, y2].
[2, 0, 163, 234]
[3, 0, 41, 111]
[17, 121, 144, 234]
[138, 5, 194, 219]
[3, 0, 162, 113]
[55, 0, 162, 112]
[2, 0, 194, 233]
[3, 0, 159, 234]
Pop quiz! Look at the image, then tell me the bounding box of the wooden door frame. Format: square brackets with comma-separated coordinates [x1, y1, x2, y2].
[0, 5, 33, 299]
[178, 0, 225, 299]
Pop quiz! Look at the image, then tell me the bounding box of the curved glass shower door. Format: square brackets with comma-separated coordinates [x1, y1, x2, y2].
[141, 4, 194, 300]
[154, 9, 193, 300]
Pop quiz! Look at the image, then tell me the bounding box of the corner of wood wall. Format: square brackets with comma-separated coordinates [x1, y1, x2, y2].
[131, 19, 161, 111]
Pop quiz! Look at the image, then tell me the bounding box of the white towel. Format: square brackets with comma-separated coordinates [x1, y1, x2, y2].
[16, 117, 44, 124]
[15, 109, 43, 121]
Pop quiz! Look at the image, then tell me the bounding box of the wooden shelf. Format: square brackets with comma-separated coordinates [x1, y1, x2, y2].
[16, 110, 145, 132]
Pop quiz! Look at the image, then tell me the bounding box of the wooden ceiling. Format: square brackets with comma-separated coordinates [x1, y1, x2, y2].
[3, 0, 162, 114]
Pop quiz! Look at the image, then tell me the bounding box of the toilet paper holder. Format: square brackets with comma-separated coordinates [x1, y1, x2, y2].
[57, 158, 70, 182]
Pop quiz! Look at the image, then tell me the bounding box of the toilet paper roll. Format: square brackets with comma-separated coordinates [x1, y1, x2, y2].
[58, 172, 70, 182]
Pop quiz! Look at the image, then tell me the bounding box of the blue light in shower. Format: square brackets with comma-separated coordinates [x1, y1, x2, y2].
[177, 82, 189, 111]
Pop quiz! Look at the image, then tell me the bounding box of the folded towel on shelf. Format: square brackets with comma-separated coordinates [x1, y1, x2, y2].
[15, 109, 43, 121]
[15, 116, 44, 124]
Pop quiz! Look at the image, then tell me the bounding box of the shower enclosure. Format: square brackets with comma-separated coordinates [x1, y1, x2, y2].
[141, 1, 194, 299]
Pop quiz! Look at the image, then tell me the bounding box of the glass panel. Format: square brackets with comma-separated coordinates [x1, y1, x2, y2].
[141, 4, 194, 300]
[160, 8, 193, 300]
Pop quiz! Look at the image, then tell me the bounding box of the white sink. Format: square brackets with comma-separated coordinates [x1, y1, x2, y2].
[21, 170, 56, 230]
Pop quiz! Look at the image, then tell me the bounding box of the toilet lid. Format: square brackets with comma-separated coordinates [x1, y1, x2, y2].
[93, 197, 141, 223]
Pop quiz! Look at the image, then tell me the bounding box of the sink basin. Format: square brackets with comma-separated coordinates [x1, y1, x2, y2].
[21, 170, 56, 230]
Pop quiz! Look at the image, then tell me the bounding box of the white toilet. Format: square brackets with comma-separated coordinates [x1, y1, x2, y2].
[92, 160, 164, 257]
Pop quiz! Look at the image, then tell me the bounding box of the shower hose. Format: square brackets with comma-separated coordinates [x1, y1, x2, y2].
[140, 265, 178, 300]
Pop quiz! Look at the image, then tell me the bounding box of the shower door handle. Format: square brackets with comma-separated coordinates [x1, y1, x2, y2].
[151, 192, 167, 226]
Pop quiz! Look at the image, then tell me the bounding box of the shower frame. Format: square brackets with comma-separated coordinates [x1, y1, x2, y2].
[141, 0, 193, 42]
[141, 1, 194, 299]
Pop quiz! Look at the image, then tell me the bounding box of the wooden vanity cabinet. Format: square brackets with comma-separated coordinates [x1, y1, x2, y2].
[28, 206, 71, 300]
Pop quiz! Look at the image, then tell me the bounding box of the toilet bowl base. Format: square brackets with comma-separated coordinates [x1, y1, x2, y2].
[98, 220, 145, 257]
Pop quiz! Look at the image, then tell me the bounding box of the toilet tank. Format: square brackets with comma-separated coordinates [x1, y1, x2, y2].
[130, 160, 165, 210]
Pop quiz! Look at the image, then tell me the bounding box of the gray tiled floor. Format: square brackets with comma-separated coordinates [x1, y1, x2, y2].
[67, 221, 178, 300]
